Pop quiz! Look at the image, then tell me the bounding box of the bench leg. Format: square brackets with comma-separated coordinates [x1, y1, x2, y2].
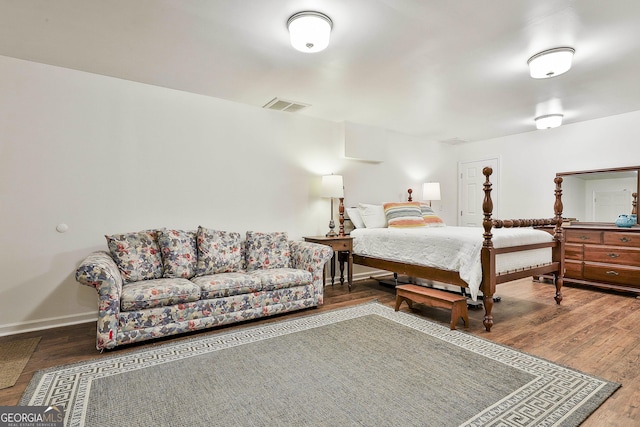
[450, 301, 469, 330]
[449, 304, 458, 330]
[394, 296, 413, 311]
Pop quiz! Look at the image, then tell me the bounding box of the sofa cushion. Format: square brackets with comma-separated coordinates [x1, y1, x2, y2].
[196, 227, 243, 276]
[118, 288, 316, 332]
[120, 278, 201, 311]
[106, 229, 164, 284]
[249, 268, 312, 291]
[245, 231, 291, 271]
[191, 272, 262, 299]
[158, 229, 197, 279]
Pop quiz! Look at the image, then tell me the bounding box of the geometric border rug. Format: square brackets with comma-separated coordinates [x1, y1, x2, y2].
[20, 302, 619, 427]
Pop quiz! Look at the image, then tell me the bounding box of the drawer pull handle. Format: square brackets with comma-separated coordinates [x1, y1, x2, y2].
[619, 237, 631, 243]
[605, 270, 619, 276]
[579, 235, 590, 240]
[607, 253, 620, 258]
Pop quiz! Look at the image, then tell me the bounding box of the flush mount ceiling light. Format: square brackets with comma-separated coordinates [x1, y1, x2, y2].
[527, 47, 575, 78]
[287, 11, 332, 53]
[535, 114, 564, 129]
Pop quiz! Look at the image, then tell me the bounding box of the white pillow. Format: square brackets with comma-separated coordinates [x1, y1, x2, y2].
[358, 203, 387, 228]
[346, 207, 366, 229]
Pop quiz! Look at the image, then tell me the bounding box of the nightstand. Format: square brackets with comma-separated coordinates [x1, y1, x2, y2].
[303, 236, 353, 291]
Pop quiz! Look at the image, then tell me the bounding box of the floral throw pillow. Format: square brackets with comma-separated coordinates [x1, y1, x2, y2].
[196, 227, 243, 276]
[245, 231, 291, 271]
[105, 229, 164, 284]
[157, 229, 197, 279]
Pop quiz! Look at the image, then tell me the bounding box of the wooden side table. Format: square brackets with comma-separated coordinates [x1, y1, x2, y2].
[303, 236, 353, 291]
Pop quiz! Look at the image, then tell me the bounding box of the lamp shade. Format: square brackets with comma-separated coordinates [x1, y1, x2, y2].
[287, 11, 332, 53]
[535, 114, 563, 130]
[423, 182, 441, 201]
[527, 47, 575, 79]
[321, 175, 344, 198]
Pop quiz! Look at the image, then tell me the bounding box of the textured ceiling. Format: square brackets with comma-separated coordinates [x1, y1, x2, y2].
[1, 0, 640, 142]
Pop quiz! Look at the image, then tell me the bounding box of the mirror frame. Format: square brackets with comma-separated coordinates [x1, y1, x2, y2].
[557, 166, 639, 226]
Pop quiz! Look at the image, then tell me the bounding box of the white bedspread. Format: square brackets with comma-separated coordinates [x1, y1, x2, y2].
[351, 226, 553, 300]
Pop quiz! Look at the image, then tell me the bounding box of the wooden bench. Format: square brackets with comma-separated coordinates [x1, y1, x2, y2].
[395, 284, 469, 330]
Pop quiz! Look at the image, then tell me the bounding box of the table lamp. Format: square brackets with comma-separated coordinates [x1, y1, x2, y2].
[321, 174, 344, 237]
[423, 182, 441, 207]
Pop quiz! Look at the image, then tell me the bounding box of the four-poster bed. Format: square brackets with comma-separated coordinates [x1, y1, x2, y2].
[351, 167, 565, 331]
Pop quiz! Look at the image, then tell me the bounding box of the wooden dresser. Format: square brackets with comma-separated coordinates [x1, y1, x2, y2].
[562, 224, 640, 295]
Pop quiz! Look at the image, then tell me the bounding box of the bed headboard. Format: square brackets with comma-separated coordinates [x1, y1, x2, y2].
[405, 167, 564, 246]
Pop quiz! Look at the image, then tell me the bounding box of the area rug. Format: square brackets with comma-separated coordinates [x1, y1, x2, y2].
[21, 303, 618, 427]
[0, 336, 41, 390]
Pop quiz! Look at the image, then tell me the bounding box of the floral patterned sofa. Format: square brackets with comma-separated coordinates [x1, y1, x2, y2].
[76, 227, 333, 351]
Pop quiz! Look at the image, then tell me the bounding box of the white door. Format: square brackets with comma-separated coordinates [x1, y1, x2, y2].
[459, 158, 499, 226]
[593, 190, 632, 222]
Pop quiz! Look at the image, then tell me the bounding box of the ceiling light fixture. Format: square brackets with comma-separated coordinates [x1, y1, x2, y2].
[287, 11, 332, 53]
[535, 114, 564, 129]
[527, 47, 575, 78]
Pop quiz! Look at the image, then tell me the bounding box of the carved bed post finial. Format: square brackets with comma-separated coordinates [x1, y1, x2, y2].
[633, 192, 637, 216]
[407, 188, 413, 202]
[338, 197, 345, 237]
[482, 167, 494, 248]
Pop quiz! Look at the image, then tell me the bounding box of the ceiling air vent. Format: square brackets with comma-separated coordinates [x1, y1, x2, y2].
[439, 137, 468, 145]
[263, 97, 310, 113]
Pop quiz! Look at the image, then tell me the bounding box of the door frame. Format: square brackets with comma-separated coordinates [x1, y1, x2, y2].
[457, 157, 500, 226]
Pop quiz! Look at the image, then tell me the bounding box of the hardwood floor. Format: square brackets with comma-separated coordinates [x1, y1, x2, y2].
[1, 278, 638, 426]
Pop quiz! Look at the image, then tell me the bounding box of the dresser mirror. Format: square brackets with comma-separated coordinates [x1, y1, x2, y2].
[557, 166, 639, 225]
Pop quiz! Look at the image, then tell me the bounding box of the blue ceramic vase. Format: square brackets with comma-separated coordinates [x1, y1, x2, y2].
[615, 214, 635, 228]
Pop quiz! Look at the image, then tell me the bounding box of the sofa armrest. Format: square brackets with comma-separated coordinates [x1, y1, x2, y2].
[76, 251, 123, 296]
[289, 240, 333, 282]
[75, 251, 123, 350]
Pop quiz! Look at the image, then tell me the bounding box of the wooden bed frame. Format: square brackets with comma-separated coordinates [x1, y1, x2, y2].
[352, 167, 565, 331]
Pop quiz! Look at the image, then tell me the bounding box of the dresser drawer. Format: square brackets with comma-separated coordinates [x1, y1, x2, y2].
[565, 243, 583, 260]
[603, 231, 640, 248]
[584, 245, 640, 265]
[584, 262, 640, 286]
[566, 229, 602, 244]
[564, 260, 583, 279]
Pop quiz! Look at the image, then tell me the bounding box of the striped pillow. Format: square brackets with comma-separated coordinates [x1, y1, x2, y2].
[421, 204, 446, 227]
[383, 202, 426, 228]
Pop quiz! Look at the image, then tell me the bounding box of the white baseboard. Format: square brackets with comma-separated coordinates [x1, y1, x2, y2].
[352, 270, 388, 282]
[0, 312, 97, 337]
[325, 270, 389, 283]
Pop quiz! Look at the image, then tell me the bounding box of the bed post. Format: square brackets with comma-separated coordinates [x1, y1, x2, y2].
[481, 167, 496, 332]
[407, 189, 413, 202]
[553, 176, 564, 305]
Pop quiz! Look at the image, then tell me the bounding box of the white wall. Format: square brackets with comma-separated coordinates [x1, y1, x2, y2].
[3, 53, 639, 334]
[0, 55, 452, 334]
[453, 111, 640, 221]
